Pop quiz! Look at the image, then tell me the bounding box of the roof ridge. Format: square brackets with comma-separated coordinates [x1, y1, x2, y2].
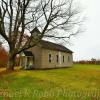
[40, 40, 73, 53]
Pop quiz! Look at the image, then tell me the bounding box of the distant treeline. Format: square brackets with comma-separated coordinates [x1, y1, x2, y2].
[74, 59, 100, 65]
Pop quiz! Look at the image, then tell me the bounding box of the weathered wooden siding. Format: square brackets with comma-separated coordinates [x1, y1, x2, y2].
[40, 48, 73, 69]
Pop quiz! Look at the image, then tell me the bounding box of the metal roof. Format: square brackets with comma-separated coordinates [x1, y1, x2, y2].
[40, 40, 73, 53]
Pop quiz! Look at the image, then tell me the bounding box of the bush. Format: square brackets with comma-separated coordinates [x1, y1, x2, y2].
[0, 47, 8, 67]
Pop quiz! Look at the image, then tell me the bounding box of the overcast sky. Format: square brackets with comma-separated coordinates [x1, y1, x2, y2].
[1, 0, 99, 61]
[68, 0, 100, 61]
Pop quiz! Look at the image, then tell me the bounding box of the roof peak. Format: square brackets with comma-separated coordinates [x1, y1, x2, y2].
[30, 27, 41, 34]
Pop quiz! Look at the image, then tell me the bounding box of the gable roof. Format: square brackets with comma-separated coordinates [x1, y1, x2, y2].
[30, 27, 41, 34]
[23, 51, 34, 56]
[40, 40, 73, 53]
[27, 27, 73, 53]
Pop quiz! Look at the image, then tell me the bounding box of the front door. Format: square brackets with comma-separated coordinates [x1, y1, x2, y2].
[27, 57, 33, 66]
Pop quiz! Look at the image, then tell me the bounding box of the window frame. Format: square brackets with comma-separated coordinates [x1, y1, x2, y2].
[68, 56, 70, 62]
[56, 55, 59, 63]
[49, 54, 52, 63]
[63, 55, 64, 63]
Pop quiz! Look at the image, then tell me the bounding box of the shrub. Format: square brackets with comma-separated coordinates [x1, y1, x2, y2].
[0, 47, 8, 67]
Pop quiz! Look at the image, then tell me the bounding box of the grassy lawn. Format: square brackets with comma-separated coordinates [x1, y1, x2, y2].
[0, 64, 100, 100]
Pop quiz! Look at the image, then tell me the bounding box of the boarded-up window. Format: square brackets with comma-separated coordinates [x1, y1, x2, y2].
[49, 54, 51, 63]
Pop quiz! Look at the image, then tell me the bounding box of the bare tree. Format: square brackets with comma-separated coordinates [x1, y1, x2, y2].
[0, 0, 83, 70]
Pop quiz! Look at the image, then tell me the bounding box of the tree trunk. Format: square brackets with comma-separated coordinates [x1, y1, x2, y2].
[6, 54, 16, 71]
